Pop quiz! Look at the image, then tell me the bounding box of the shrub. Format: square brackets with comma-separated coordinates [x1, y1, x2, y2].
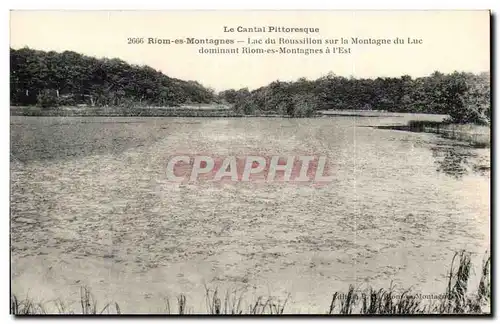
[36, 89, 59, 109]
[57, 94, 77, 106]
[444, 72, 490, 125]
[290, 94, 318, 117]
[233, 97, 259, 115]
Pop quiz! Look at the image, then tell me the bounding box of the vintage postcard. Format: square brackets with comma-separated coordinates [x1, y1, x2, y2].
[9, 10, 491, 315]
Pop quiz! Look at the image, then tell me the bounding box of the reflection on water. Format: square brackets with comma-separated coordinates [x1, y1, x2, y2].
[368, 122, 490, 179]
[430, 144, 490, 179]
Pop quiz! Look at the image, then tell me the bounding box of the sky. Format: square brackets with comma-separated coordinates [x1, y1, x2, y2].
[10, 10, 490, 91]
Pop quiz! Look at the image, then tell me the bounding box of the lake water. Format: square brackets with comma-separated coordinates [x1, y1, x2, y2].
[10, 114, 490, 313]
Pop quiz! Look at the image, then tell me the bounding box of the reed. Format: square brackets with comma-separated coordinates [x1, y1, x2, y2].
[10, 250, 490, 315]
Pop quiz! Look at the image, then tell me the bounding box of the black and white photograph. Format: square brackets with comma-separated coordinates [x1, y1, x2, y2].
[9, 10, 491, 315]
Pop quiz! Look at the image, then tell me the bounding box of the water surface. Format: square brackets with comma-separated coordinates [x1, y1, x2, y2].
[10, 115, 490, 313]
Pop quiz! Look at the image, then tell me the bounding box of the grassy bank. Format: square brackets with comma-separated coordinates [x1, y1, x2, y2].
[10, 105, 242, 118]
[10, 106, 322, 118]
[406, 120, 491, 148]
[11, 251, 490, 315]
[377, 120, 490, 148]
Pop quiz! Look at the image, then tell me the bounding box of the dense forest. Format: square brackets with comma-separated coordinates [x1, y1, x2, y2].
[219, 71, 491, 124]
[10, 47, 217, 107]
[10, 48, 490, 125]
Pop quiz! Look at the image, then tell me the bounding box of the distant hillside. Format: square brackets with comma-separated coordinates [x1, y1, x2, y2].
[10, 48, 216, 107]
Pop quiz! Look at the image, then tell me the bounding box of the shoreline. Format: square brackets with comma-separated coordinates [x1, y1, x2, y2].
[11, 106, 443, 118]
[375, 120, 491, 148]
[11, 108, 491, 148]
[10, 106, 304, 118]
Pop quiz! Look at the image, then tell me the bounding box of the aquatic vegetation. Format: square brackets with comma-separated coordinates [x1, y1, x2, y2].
[11, 251, 490, 315]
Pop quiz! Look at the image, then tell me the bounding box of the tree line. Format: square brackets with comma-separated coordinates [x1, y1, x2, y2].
[10, 48, 490, 124]
[10, 47, 216, 108]
[219, 72, 490, 124]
